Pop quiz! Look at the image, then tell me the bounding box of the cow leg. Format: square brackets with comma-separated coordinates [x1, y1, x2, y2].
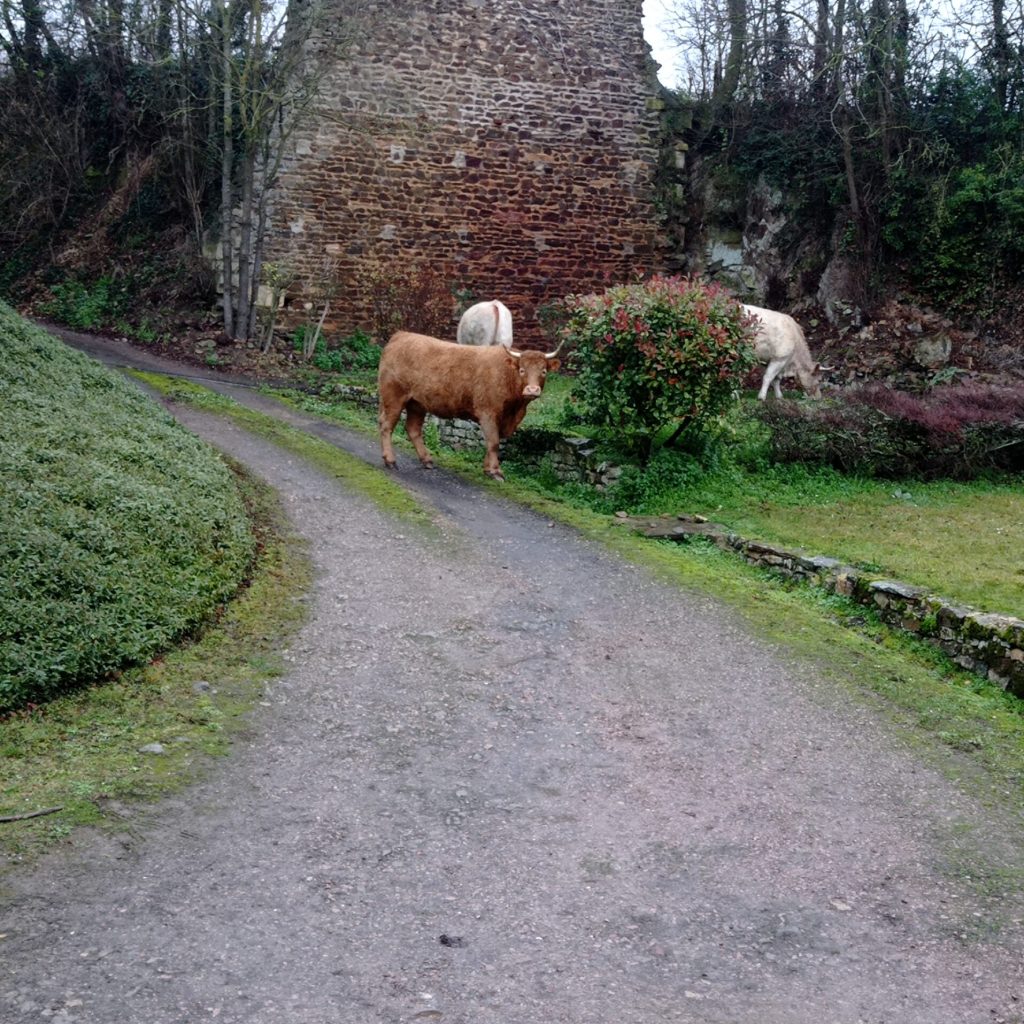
[403, 400, 433, 468]
[478, 414, 504, 481]
[378, 394, 405, 469]
[759, 357, 788, 401]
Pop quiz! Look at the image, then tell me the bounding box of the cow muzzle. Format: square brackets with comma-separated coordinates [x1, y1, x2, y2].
[522, 384, 542, 399]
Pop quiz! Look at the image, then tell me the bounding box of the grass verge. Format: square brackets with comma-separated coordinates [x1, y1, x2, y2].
[0, 465, 312, 865]
[133, 372, 438, 536]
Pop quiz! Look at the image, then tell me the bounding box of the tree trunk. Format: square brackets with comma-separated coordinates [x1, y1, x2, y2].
[712, 0, 747, 117]
[812, 0, 830, 88]
[993, 0, 1011, 111]
[219, 0, 235, 338]
[20, 0, 46, 68]
[248, 160, 270, 341]
[235, 146, 255, 341]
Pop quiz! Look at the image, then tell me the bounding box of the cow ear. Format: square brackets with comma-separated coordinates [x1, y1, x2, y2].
[547, 358, 561, 372]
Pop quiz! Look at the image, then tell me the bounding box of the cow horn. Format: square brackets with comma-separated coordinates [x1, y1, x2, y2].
[543, 339, 565, 359]
[507, 347, 523, 360]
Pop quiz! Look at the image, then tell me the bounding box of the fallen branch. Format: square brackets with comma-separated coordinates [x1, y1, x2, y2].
[0, 806, 63, 823]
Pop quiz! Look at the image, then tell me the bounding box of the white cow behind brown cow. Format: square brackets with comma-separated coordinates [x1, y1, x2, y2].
[377, 330, 561, 480]
[742, 304, 822, 400]
[456, 300, 513, 347]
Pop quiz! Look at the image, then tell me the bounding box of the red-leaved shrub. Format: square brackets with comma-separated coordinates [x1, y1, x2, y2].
[758, 382, 1024, 478]
[562, 275, 754, 457]
[359, 262, 460, 344]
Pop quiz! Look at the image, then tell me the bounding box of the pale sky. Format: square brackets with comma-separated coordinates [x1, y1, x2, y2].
[642, 0, 683, 89]
[641, 0, 978, 90]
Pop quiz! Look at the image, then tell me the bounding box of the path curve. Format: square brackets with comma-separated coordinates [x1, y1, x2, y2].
[3, 331, 1023, 1023]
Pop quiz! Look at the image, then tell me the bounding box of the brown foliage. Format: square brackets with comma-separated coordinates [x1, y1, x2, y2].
[358, 262, 460, 344]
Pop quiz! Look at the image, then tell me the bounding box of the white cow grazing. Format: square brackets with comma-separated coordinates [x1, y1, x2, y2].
[742, 304, 822, 400]
[456, 300, 513, 348]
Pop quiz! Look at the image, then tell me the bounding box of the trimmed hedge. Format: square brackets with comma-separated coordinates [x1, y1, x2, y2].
[0, 304, 254, 712]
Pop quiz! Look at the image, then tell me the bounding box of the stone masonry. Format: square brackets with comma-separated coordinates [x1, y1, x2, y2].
[269, 0, 667, 346]
[625, 516, 1024, 699]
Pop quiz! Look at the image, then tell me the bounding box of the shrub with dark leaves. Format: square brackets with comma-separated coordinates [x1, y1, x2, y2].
[758, 382, 1024, 478]
[359, 262, 459, 343]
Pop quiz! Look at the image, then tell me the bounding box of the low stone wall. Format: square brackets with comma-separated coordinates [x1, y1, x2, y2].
[627, 515, 1024, 698]
[438, 420, 623, 490]
[330, 384, 377, 408]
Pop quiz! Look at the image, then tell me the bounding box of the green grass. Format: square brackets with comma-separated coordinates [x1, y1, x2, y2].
[697, 473, 1024, 617]
[0, 465, 312, 863]
[0, 306, 255, 711]
[516, 372, 576, 431]
[132, 373, 440, 536]
[595, 455, 1024, 619]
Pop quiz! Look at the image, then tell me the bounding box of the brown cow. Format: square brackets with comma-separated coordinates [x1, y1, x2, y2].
[378, 330, 561, 481]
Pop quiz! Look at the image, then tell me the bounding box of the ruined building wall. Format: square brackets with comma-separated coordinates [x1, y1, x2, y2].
[269, 0, 668, 346]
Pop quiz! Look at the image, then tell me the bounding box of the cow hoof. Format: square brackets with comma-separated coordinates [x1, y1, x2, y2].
[383, 460, 398, 471]
[421, 461, 435, 470]
[486, 470, 506, 482]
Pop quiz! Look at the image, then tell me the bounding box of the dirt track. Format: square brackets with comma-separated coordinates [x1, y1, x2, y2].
[3, 331, 1024, 1023]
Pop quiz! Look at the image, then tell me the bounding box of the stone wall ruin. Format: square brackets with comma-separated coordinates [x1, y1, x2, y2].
[268, 0, 668, 345]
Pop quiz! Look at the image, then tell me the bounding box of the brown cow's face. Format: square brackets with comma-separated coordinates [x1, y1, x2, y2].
[511, 351, 560, 401]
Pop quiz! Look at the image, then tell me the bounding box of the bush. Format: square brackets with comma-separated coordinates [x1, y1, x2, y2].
[310, 329, 380, 373]
[359, 262, 460, 343]
[39, 277, 124, 330]
[561, 275, 755, 457]
[905, 146, 1024, 311]
[0, 303, 255, 711]
[758, 382, 1024, 479]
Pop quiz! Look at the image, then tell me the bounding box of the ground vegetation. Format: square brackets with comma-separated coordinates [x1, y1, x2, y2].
[0, 304, 254, 712]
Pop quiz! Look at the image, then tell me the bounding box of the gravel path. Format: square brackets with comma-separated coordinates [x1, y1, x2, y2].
[3, 334, 1024, 1023]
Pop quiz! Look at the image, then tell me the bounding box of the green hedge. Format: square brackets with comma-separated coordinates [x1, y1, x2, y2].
[0, 304, 255, 711]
